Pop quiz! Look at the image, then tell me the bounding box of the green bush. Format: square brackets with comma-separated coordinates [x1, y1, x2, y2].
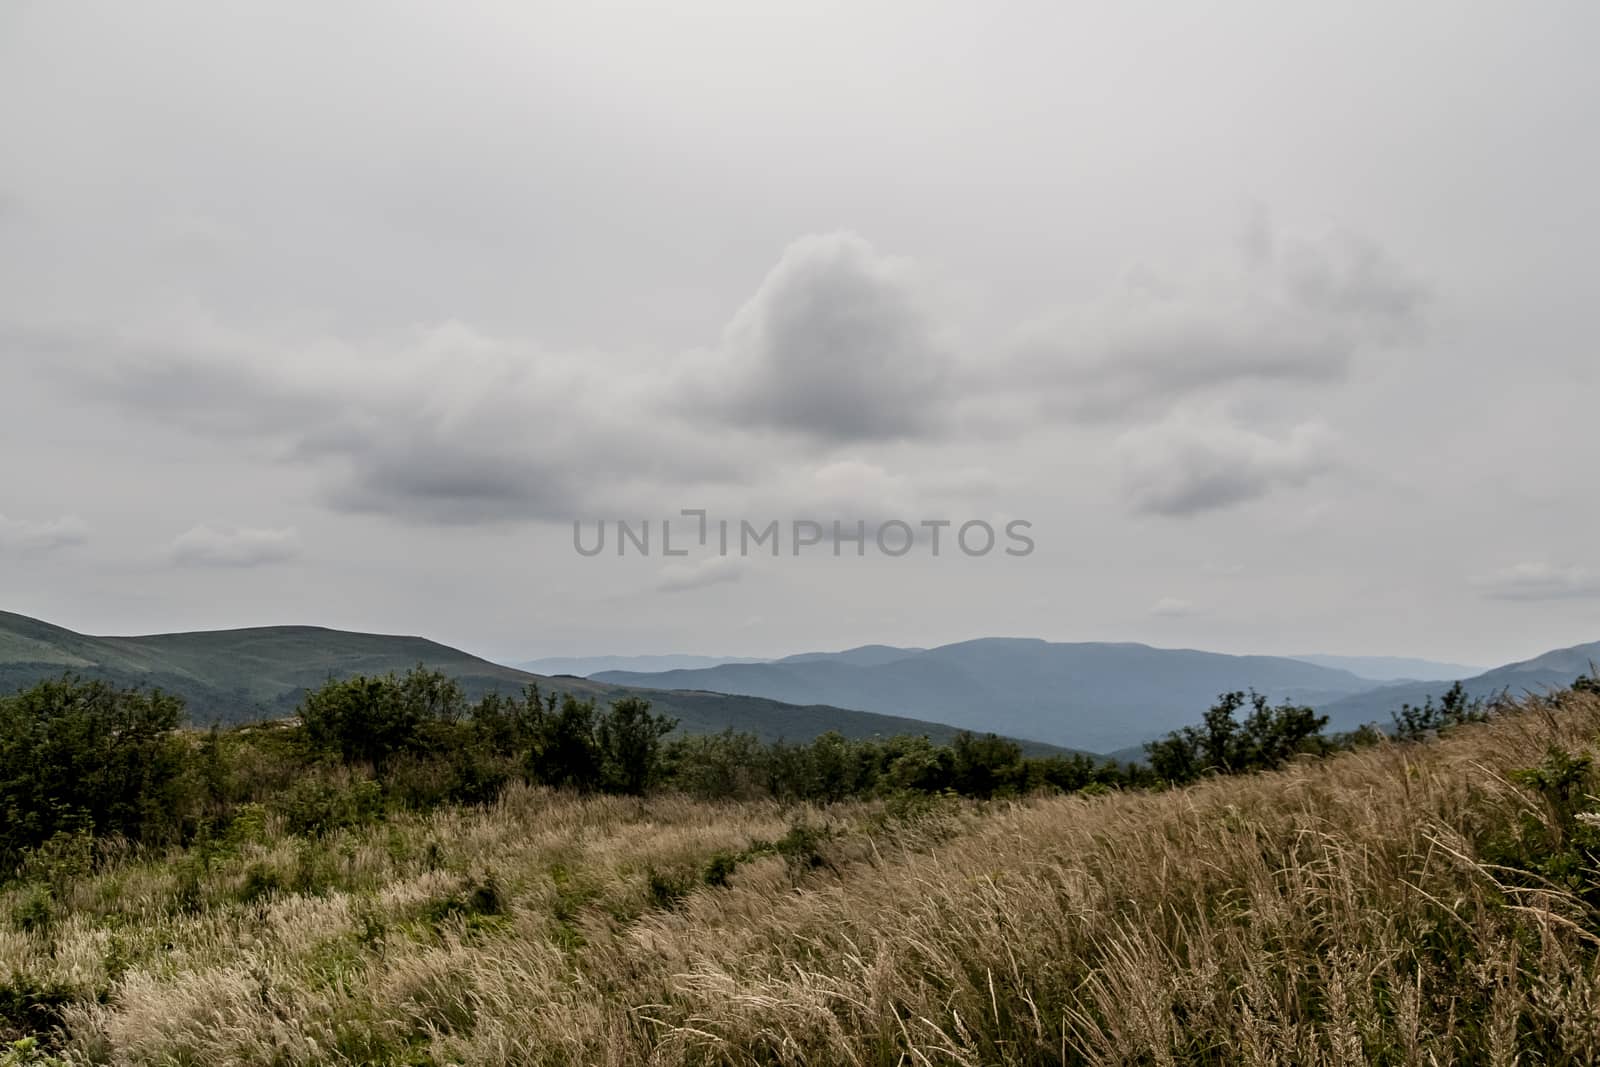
[0, 676, 191, 873]
[1146, 690, 1329, 784]
[1391, 681, 1490, 742]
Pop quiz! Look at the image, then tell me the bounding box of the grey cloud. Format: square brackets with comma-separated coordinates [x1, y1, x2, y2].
[171, 525, 301, 567]
[687, 233, 951, 442]
[7, 225, 1422, 532]
[18, 233, 977, 526]
[1472, 563, 1600, 602]
[0, 513, 88, 553]
[1149, 597, 1199, 617]
[1118, 416, 1336, 517]
[1014, 223, 1425, 419]
[31, 319, 747, 524]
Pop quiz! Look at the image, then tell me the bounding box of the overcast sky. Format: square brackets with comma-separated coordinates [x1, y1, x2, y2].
[2, 2, 1597, 667]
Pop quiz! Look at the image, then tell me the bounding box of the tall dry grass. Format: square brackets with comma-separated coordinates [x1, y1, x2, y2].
[6, 690, 1600, 1064]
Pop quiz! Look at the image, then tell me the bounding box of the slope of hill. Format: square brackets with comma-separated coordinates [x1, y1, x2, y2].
[1318, 638, 1600, 731]
[596, 637, 1387, 751]
[1290, 653, 1484, 681]
[0, 611, 1076, 752]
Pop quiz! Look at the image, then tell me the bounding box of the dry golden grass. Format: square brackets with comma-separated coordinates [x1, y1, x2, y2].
[8, 690, 1600, 1064]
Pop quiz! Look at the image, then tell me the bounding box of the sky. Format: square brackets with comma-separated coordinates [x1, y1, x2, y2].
[2, 2, 1597, 667]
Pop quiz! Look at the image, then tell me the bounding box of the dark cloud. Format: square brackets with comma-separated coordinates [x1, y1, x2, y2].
[28, 319, 746, 524]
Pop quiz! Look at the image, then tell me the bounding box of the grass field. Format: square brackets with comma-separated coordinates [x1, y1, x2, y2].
[7, 688, 1600, 1064]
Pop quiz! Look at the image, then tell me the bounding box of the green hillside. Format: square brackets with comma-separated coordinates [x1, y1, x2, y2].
[0, 611, 1078, 754]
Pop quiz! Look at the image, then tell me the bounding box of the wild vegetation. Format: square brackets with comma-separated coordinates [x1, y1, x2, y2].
[3, 669, 1597, 1063]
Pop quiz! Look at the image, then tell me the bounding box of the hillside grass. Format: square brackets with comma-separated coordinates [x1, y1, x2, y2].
[7, 689, 1600, 1063]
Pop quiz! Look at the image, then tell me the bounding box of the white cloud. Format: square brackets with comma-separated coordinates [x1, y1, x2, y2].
[1118, 415, 1336, 517]
[1471, 562, 1600, 602]
[0, 513, 88, 552]
[171, 525, 302, 568]
[656, 556, 743, 594]
[682, 232, 953, 442]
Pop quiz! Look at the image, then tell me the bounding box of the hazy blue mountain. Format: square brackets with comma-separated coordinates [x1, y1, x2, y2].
[1290, 654, 1485, 682]
[596, 637, 1388, 751]
[778, 644, 925, 667]
[0, 611, 1076, 752]
[1318, 640, 1600, 732]
[512, 653, 768, 677]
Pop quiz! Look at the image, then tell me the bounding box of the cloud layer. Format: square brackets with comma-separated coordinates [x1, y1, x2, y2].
[19, 222, 1419, 527]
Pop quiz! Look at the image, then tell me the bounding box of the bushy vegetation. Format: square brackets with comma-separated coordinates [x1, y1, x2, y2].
[6, 669, 1600, 1061]
[0, 679, 189, 875]
[1, 668, 1145, 883]
[0, 668, 1529, 883]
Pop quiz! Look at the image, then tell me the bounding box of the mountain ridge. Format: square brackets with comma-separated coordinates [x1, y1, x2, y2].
[596, 637, 1388, 751]
[0, 610, 1080, 754]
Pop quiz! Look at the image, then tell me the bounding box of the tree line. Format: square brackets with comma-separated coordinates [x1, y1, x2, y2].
[0, 667, 1520, 880]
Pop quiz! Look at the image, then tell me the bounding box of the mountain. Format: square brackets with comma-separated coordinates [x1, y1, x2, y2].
[512, 654, 768, 678]
[778, 644, 925, 667]
[0, 611, 1077, 753]
[1318, 639, 1600, 732]
[595, 637, 1388, 752]
[1291, 654, 1485, 682]
[512, 646, 924, 679]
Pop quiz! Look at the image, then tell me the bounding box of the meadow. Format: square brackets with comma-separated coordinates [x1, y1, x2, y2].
[5, 680, 1600, 1064]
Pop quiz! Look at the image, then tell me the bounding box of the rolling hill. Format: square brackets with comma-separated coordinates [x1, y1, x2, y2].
[595, 637, 1390, 751]
[0, 610, 1077, 752]
[1318, 639, 1600, 732]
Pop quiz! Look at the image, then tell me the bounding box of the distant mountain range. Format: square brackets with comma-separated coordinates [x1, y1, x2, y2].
[596, 638, 1596, 752]
[9, 609, 1592, 755]
[1317, 641, 1600, 732]
[593, 639, 1385, 752]
[0, 611, 1075, 753]
[514, 654, 768, 677]
[523, 647, 1480, 686]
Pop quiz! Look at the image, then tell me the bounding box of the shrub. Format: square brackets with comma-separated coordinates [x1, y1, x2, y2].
[298, 669, 457, 773]
[597, 696, 677, 795]
[1146, 690, 1329, 784]
[0, 677, 190, 873]
[1391, 681, 1490, 742]
[526, 694, 603, 791]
